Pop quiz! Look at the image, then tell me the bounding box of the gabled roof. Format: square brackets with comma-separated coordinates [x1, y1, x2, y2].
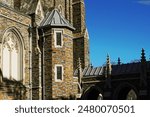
[40, 9, 75, 30]
[74, 61, 150, 78]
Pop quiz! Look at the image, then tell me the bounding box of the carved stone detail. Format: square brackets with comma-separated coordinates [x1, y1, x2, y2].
[3, 32, 19, 53]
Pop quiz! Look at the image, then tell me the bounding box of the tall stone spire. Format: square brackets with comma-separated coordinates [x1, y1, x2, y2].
[141, 48, 146, 62]
[105, 54, 112, 89]
[118, 57, 121, 65]
[140, 48, 147, 88]
[105, 54, 112, 77]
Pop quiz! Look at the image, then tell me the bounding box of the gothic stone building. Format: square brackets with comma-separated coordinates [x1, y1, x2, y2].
[77, 52, 150, 100]
[0, 0, 90, 100]
[0, 0, 150, 100]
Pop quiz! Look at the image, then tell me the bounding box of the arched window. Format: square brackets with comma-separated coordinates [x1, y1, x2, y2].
[126, 89, 137, 100]
[2, 28, 23, 81]
[97, 93, 103, 100]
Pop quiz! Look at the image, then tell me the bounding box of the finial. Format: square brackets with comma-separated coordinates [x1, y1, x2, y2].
[106, 54, 111, 65]
[105, 54, 112, 89]
[105, 54, 112, 77]
[141, 48, 146, 62]
[90, 63, 93, 68]
[118, 57, 121, 65]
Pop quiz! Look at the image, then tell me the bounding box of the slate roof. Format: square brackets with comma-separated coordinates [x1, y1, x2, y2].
[40, 9, 75, 30]
[74, 66, 104, 77]
[74, 61, 150, 78]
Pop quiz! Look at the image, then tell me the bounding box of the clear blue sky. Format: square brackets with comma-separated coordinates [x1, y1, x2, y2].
[85, 0, 150, 66]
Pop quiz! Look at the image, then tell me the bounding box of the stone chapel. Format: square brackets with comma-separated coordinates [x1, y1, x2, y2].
[0, 0, 90, 100]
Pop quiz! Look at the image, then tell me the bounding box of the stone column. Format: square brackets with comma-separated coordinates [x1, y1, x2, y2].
[30, 14, 42, 100]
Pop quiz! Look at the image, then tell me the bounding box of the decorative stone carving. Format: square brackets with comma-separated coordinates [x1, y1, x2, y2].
[3, 32, 19, 53]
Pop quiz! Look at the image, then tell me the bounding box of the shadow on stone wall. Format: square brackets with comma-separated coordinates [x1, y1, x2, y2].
[0, 77, 26, 100]
[56, 95, 76, 100]
[0, 69, 3, 83]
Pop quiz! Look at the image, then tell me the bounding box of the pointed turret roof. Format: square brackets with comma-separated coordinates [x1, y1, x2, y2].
[40, 9, 75, 30]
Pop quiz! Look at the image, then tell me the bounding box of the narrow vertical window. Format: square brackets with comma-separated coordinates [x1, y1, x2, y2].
[54, 30, 63, 47]
[56, 32, 62, 46]
[55, 65, 63, 81]
[57, 66, 62, 80]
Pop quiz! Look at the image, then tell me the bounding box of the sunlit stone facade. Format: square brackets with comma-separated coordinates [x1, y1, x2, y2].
[0, 0, 89, 100]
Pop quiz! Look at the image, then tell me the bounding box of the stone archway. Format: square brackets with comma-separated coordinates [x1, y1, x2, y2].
[81, 85, 103, 100]
[113, 83, 138, 100]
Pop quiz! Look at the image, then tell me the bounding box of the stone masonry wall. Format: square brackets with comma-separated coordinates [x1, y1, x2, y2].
[40, 0, 72, 23]
[39, 28, 53, 99]
[73, 37, 85, 70]
[51, 28, 78, 99]
[0, 5, 31, 99]
[72, 0, 85, 34]
[72, 0, 90, 70]
[42, 27, 78, 99]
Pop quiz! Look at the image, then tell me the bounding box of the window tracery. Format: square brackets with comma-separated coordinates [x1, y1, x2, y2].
[2, 30, 22, 81]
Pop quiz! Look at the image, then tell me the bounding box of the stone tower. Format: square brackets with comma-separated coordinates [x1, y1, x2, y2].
[72, 0, 90, 70]
[34, 0, 90, 99]
[0, 0, 89, 100]
[39, 0, 90, 70]
[38, 9, 77, 99]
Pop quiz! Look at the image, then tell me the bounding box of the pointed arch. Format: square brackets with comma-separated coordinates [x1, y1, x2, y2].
[113, 82, 138, 100]
[1, 27, 24, 82]
[81, 85, 104, 100]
